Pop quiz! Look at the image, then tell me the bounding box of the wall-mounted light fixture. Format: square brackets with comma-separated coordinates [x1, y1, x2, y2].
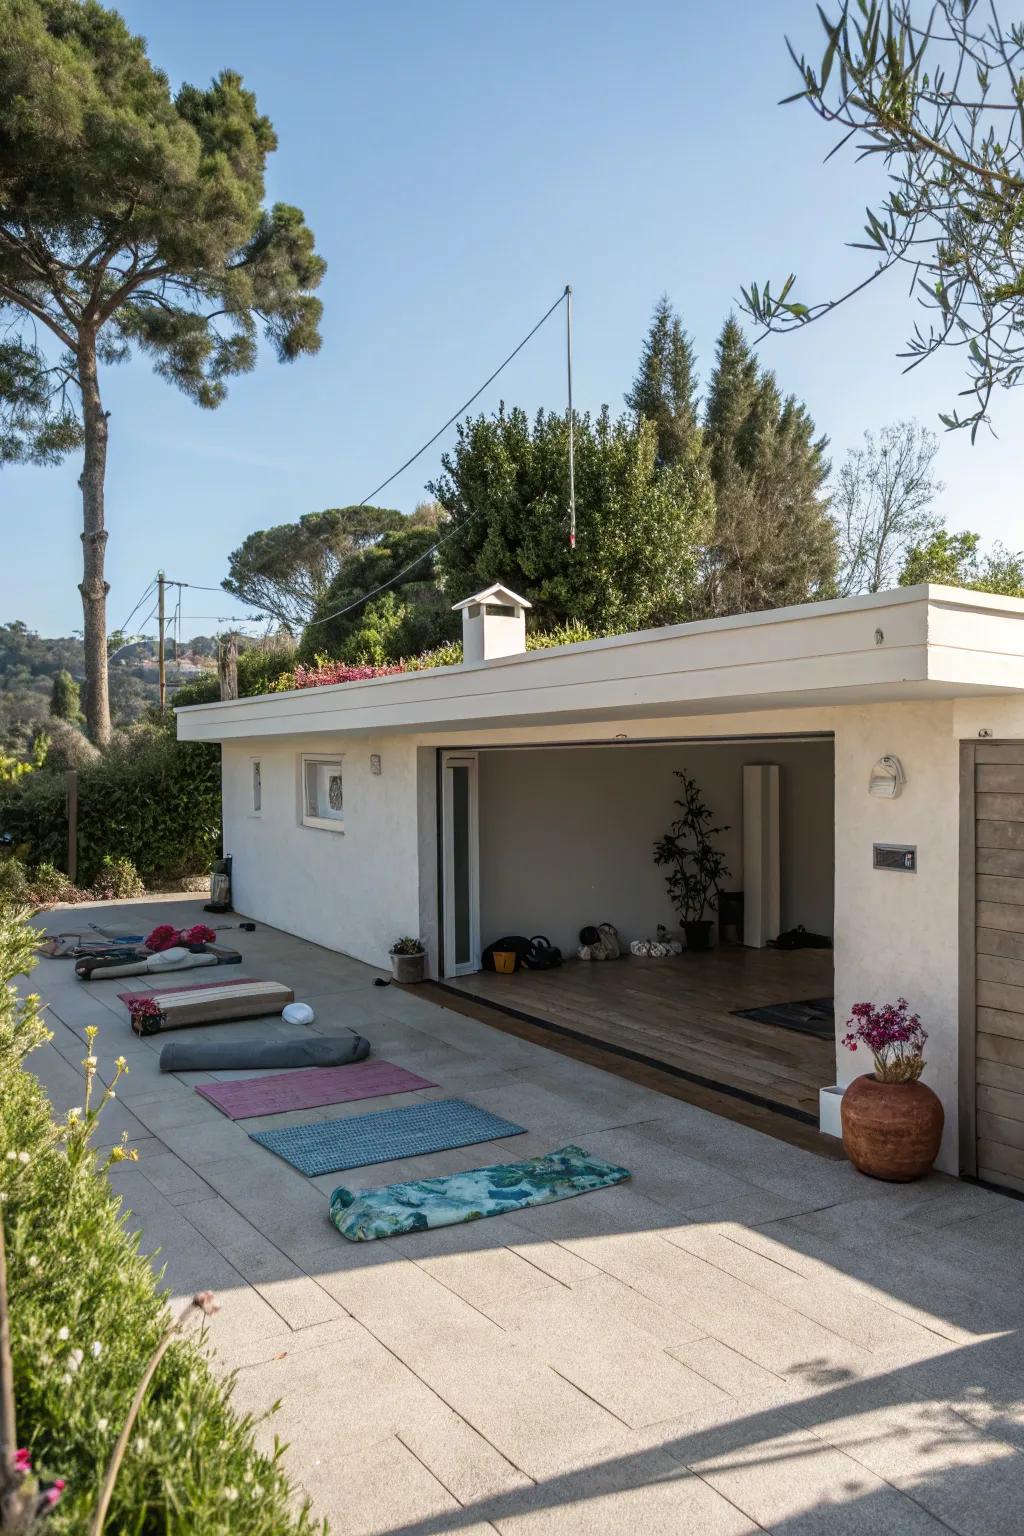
[869, 754, 906, 798]
[369, 753, 382, 775]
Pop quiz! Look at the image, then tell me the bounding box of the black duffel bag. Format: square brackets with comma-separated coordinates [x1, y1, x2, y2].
[523, 934, 563, 970]
[482, 935, 533, 972]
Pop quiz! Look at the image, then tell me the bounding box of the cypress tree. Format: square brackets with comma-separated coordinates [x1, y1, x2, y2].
[625, 296, 700, 468]
[701, 317, 835, 615]
[50, 669, 84, 724]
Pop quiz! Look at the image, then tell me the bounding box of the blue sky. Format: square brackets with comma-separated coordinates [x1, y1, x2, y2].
[3, 0, 1022, 637]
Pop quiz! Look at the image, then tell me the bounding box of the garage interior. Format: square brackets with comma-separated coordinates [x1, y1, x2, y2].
[439, 736, 837, 1128]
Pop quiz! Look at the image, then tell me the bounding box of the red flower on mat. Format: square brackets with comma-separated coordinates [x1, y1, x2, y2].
[181, 924, 216, 946]
[145, 924, 182, 952]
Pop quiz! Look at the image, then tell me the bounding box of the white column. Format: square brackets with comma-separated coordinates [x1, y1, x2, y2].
[743, 764, 780, 948]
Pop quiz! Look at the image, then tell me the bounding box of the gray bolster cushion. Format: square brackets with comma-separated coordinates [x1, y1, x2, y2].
[159, 1032, 371, 1073]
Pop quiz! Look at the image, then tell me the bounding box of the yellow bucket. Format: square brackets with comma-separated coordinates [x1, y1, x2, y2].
[492, 951, 516, 975]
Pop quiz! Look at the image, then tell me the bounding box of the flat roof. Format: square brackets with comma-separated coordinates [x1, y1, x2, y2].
[176, 584, 1024, 742]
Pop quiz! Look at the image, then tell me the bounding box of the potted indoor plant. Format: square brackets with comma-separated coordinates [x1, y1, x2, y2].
[840, 998, 944, 1181]
[653, 769, 730, 951]
[389, 936, 426, 983]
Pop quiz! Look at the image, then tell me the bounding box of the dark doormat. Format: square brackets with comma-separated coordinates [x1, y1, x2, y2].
[732, 997, 834, 1039]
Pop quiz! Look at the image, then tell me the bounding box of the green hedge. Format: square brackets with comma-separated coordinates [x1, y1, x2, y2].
[0, 721, 221, 887]
[0, 909, 323, 1534]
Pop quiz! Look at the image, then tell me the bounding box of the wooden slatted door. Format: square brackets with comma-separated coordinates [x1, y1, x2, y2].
[962, 741, 1024, 1191]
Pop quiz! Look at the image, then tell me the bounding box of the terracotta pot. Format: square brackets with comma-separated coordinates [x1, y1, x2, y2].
[841, 1073, 944, 1182]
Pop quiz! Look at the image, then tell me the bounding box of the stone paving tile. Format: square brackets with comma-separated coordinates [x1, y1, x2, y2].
[480, 1278, 726, 1429]
[136, 1148, 216, 1205]
[286, 1432, 498, 1536]
[632, 1398, 957, 1534]
[404, 1336, 633, 1481]
[478, 1444, 760, 1535]
[30, 898, 1024, 1536]
[668, 1336, 795, 1404]
[182, 1195, 345, 1329]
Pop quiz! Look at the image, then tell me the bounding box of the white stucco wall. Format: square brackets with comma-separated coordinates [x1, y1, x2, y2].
[476, 741, 835, 957]
[832, 701, 962, 1172]
[211, 685, 1024, 1177]
[220, 733, 421, 968]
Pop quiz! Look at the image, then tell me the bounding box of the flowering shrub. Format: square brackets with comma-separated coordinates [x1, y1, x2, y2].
[842, 997, 928, 1083]
[292, 660, 406, 689]
[0, 908, 323, 1536]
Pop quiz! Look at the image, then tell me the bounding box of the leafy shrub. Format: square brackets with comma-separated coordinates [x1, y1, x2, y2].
[89, 855, 146, 901]
[0, 723, 221, 887]
[0, 851, 28, 909]
[34, 718, 102, 772]
[26, 860, 81, 906]
[170, 642, 298, 709]
[0, 908, 323, 1534]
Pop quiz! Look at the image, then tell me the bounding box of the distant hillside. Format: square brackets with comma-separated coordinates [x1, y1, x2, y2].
[0, 621, 218, 748]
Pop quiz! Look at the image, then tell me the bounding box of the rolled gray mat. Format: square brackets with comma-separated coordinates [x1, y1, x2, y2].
[159, 1032, 370, 1073]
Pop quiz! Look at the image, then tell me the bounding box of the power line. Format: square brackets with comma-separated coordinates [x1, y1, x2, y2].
[164, 286, 572, 636]
[356, 285, 570, 508]
[116, 578, 156, 637]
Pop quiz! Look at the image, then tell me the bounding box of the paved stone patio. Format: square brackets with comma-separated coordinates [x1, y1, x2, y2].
[23, 897, 1024, 1534]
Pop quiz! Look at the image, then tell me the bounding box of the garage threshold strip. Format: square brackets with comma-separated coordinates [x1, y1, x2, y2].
[430, 979, 819, 1127]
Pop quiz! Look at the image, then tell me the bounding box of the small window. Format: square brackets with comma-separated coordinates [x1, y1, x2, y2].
[301, 755, 344, 831]
[484, 603, 516, 618]
[251, 759, 262, 815]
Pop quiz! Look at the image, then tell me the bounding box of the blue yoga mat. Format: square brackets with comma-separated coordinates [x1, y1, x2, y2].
[250, 1098, 525, 1176]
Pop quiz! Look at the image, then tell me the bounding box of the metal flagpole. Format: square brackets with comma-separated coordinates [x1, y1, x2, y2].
[566, 284, 576, 550]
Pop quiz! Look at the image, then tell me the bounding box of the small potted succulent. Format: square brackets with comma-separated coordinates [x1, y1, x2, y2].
[389, 936, 426, 984]
[840, 998, 944, 1181]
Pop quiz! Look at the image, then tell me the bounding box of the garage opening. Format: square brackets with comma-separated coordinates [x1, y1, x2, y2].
[438, 735, 836, 1127]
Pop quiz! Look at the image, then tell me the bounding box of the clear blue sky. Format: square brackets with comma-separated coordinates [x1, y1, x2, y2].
[3, 0, 1022, 637]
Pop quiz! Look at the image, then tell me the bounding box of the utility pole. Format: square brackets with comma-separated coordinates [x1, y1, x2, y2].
[157, 569, 166, 713]
[566, 284, 576, 550]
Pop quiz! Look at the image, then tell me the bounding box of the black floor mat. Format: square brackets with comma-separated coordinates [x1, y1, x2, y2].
[732, 996, 835, 1039]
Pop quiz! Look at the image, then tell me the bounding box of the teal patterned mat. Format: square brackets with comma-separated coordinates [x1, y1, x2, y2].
[330, 1143, 631, 1241]
[250, 1098, 524, 1175]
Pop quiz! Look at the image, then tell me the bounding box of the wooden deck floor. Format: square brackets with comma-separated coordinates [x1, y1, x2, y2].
[444, 945, 835, 1123]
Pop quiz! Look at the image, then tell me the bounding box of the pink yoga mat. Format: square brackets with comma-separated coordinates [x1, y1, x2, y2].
[195, 1060, 438, 1120]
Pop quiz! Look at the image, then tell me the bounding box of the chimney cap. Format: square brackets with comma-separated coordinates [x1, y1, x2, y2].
[451, 583, 532, 613]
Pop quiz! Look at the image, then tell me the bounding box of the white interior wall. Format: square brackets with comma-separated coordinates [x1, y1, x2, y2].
[221, 733, 421, 968]
[476, 741, 835, 958]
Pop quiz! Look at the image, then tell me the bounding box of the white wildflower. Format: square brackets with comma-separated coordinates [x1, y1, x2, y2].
[97, 1418, 109, 1434]
[224, 1488, 239, 1503]
[67, 1347, 83, 1373]
[56, 1326, 69, 1342]
[91, 1340, 103, 1358]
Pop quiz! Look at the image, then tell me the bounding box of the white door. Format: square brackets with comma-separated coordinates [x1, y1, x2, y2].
[441, 752, 480, 976]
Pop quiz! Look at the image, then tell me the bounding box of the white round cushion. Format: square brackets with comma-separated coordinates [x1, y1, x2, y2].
[282, 1002, 315, 1026]
[146, 946, 190, 971]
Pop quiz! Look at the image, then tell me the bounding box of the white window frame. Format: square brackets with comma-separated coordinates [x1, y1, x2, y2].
[299, 753, 346, 833]
[250, 757, 263, 817]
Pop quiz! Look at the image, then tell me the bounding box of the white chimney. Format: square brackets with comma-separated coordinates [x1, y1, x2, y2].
[452, 583, 532, 663]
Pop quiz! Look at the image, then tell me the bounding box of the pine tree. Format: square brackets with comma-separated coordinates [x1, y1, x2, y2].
[701, 317, 835, 615]
[625, 296, 700, 467]
[49, 669, 83, 724]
